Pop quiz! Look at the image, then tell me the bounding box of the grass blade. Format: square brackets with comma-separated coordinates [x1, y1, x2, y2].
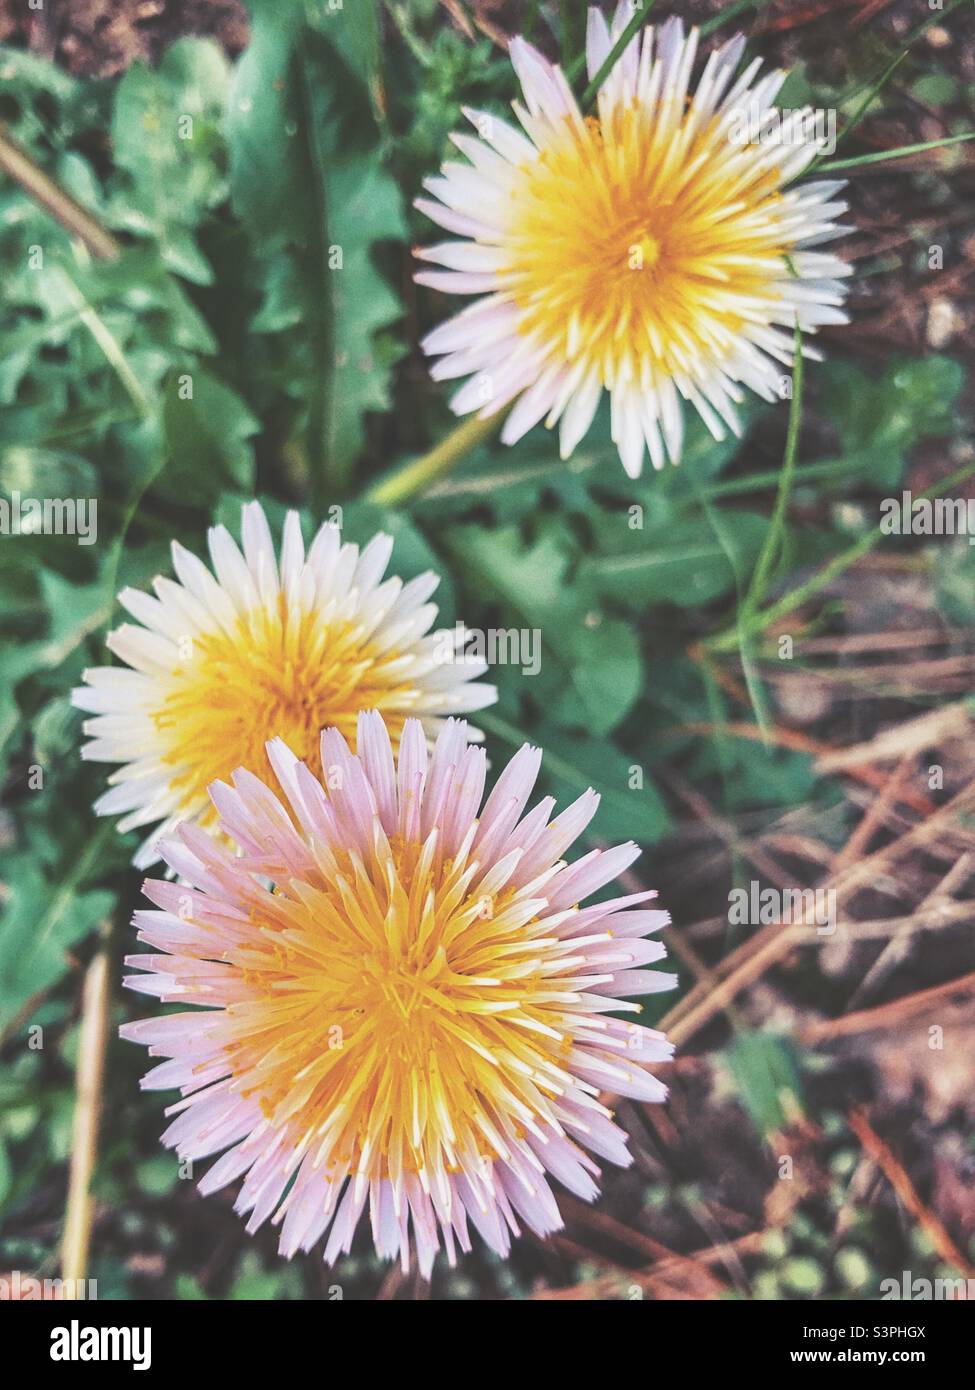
[817, 131, 975, 174]
[581, 1, 658, 108]
[745, 321, 804, 616]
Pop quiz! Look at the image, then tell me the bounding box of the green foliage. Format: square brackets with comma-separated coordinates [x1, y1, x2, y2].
[935, 540, 975, 626]
[0, 0, 970, 1302]
[227, 0, 405, 495]
[724, 1033, 805, 1137]
[815, 357, 965, 489]
[0, 849, 114, 1028]
[110, 40, 231, 280]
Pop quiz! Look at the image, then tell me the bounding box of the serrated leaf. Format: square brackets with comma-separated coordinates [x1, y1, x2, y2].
[326, 158, 406, 474]
[228, 10, 403, 492]
[109, 40, 230, 280]
[450, 523, 571, 627]
[0, 854, 115, 1026]
[583, 508, 768, 611]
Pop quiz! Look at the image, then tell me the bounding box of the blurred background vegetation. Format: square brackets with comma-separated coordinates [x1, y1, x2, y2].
[0, 0, 973, 1299]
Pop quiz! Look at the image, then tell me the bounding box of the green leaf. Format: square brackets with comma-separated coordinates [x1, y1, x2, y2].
[162, 368, 259, 493]
[0, 853, 115, 1027]
[481, 713, 670, 845]
[228, 1251, 302, 1300]
[0, 444, 97, 498]
[226, 6, 309, 248]
[538, 729, 670, 844]
[817, 357, 965, 489]
[689, 737, 817, 812]
[551, 619, 643, 736]
[582, 507, 769, 611]
[228, 8, 404, 494]
[308, 0, 383, 101]
[325, 159, 406, 477]
[450, 522, 571, 628]
[935, 540, 975, 626]
[110, 40, 230, 280]
[136, 1153, 180, 1197]
[724, 1033, 805, 1137]
[910, 74, 960, 107]
[447, 521, 647, 734]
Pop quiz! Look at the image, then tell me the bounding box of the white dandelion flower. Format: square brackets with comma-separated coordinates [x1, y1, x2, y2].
[73, 503, 496, 866]
[417, 4, 852, 477]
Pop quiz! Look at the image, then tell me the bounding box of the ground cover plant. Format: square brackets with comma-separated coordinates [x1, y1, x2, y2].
[0, 0, 973, 1302]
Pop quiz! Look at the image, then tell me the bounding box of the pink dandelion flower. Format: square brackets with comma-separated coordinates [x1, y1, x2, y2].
[121, 711, 675, 1276]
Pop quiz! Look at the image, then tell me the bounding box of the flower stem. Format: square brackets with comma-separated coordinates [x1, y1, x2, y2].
[62, 926, 112, 1292]
[364, 411, 502, 507]
[706, 460, 975, 655]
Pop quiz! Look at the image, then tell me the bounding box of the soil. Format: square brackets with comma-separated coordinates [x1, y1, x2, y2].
[0, 0, 249, 77]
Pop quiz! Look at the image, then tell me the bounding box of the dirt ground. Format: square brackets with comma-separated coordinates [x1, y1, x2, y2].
[0, 0, 249, 77]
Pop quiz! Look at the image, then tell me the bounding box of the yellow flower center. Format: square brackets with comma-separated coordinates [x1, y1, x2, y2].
[215, 835, 577, 1184]
[501, 106, 789, 385]
[154, 599, 414, 819]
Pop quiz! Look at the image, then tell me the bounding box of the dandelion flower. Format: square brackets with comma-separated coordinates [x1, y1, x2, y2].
[73, 503, 495, 867]
[121, 711, 675, 1275]
[417, 4, 851, 477]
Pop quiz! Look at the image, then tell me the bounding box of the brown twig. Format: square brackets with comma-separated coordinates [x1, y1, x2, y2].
[848, 1110, 975, 1278]
[61, 933, 112, 1291]
[0, 125, 120, 262]
[800, 969, 975, 1044]
[531, 1232, 765, 1300]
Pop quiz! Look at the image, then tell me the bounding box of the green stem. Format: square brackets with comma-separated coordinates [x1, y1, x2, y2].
[744, 322, 803, 616]
[807, 50, 909, 177]
[560, 0, 583, 67]
[55, 268, 154, 420]
[706, 461, 975, 655]
[694, 475, 772, 735]
[364, 412, 502, 507]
